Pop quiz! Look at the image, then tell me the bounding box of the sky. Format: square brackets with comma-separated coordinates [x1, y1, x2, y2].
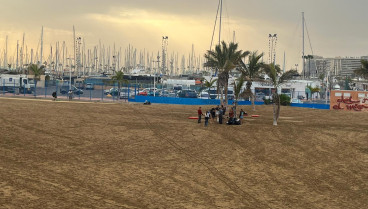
[0, 0, 367, 72]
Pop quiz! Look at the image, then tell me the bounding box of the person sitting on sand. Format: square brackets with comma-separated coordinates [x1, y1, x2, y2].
[52, 91, 57, 101]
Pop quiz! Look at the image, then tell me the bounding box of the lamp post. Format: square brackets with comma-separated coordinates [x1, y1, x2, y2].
[302, 55, 313, 78]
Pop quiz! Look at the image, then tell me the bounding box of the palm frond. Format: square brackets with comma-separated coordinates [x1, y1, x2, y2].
[279, 69, 298, 84]
[233, 75, 245, 100]
[354, 59, 368, 79]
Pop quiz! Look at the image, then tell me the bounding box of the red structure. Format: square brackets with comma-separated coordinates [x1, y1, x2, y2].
[330, 90, 368, 111]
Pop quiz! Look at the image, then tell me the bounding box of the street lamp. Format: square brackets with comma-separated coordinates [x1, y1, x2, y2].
[302, 55, 313, 78]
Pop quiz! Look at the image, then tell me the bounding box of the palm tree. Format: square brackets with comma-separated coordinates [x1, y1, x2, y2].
[239, 51, 264, 111]
[307, 85, 320, 100]
[111, 71, 128, 100]
[233, 75, 246, 117]
[203, 77, 217, 99]
[354, 60, 368, 79]
[205, 41, 249, 106]
[29, 64, 45, 94]
[262, 63, 297, 126]
[29, 64, 45, 80]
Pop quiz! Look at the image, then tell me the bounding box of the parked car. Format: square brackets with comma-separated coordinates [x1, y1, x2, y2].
[173, 85, 182, 91]
[138, 90, 148, 96]
[75, 80, 85, 89]
[85, 83, 94, 90]
[178, 89, 197, 98]
[104, 88, 119, 96]
[198, 91, 210, 99]
[291, 98, 303, 104]
[60, 85, 83, 95]
[119, 88, 133, 99]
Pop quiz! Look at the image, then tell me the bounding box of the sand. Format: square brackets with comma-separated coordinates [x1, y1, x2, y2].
[0, 97, 367, 208]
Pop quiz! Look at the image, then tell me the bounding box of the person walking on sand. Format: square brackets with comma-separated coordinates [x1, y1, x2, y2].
[239, 108, 246, 125]
[204, 110, 211, 127]
[211, 108, 216, 123]
[197, 107, 204, 123]
[68, 89, 73, 101]
[218, 107, 223, 124]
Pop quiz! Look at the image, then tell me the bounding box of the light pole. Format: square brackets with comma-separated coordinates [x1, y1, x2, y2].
[66, 57, 72, 89]
[268, 34, 278, 64]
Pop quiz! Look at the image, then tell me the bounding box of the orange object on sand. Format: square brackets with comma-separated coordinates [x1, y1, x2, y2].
[251, 115, 260, 118]
[188, 117, 199, 119]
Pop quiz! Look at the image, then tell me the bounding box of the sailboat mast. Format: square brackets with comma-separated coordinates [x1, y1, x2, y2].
[302, 12, 305, 79]
[40, 26, 43, 66]
[4, 35, 8, 69]
[283, 51, 286, 73]
[219, 0, 222, 45]
[72, 26, 75, 88]
[16, 40, 19, 70]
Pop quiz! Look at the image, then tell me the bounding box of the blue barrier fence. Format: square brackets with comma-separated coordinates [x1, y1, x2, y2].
[290, 103, 330, 109]
[131, 96, 265, 106]
[130, 96, 330, 110]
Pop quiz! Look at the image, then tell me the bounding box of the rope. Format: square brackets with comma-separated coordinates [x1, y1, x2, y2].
[304, 19, 314, 55]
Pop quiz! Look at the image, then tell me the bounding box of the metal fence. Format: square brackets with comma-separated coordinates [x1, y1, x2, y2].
[0, 80, 330, 109]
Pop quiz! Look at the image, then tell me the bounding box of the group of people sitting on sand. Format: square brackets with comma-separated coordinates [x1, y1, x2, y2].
[197, 105, 247, 127]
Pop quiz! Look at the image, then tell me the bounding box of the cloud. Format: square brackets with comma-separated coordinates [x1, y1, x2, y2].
[1, 0, 367, 71]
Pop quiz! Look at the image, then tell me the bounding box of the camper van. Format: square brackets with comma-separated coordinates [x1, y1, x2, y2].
[0, 74, 35, 94]
[208, 87, 234, 100]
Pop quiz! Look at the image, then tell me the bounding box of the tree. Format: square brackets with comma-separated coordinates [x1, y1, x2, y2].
[307, 85, 320, 100]
[233, 75, 246, 117]
[239, 51, 264, 111]
[28, 64, 45, 94]
[203, 77, 218, 99]
[111, 71, 128, 100]
[354, 60, 368, 79]
[204, 41, 249, 106]
[262, 63, 297, 126]
[29, 64, 45, 80]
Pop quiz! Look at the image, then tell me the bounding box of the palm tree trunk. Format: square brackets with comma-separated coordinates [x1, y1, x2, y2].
[272, 92, 279, 126]
[224, 84, 228, 107]
[246, 80, 255, 111]
[220, 86, 224, 106]
[251, 93, 256, 111]
[273, 102, 278, 126]
[276, 93, 280, 121]
[118, 83, 121, 101]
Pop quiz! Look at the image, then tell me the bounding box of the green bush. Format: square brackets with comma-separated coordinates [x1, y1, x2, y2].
[280, 94, 291, 106]
[263, 98, 272, 105]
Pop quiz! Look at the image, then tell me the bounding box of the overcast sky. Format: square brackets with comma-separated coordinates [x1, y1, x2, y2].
[1, 0, 367, 71]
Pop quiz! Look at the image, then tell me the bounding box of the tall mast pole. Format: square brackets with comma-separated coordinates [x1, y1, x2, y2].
[40, 26, 43, 66]
[302, 12, 305, 79]
[283, 51, 286, 73]
[62, 41, 65, 77]
[219, 0, 222, 45]
[21, 33, 25, 71]
[72, 26, 75, 89]
[4, 35, 8, 69]
[16, 40, 19, 70]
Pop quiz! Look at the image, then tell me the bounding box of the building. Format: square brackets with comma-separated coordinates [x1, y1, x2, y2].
[305, 56, 368, 78]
